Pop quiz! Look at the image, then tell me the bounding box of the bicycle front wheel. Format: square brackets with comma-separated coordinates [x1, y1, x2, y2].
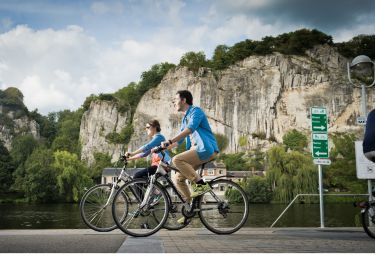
[112, 179, 169, 237]
[361, 206, 375, 239]
[80, 184, 126, 232]
[198, 179, 249, 234]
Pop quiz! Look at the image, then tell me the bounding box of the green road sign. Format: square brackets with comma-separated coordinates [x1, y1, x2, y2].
[312, 133, 329, 158]
[311, 107, 328, 132]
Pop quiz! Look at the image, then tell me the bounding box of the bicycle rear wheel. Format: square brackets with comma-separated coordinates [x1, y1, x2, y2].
[112, 179, 169, 237]
[198, 179, 249, 234]
[80, 184, 127, 232]
[361, 205, 375, 239]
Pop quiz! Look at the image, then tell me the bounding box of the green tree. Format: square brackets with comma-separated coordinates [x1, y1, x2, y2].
[0, 87, 28, 116]
[137, 62, 176, 98]
[336, 34, 375, 59]
[266, 145, 317, 203]
[23, 147, 58, 202]
[218, 153, 248, 171]
[282, 129, 308, 151]
[29, 110, 58, 147]
[179, 51, 207, 73]
[325, 133, 366, 192]
[246, 149, 265, 171]
[52, 109, 83, 155]
[243, 176, 272, 203]
[90, 152, 112, 183]
[53, 150, 93, 202]
[0, 141, 15, 192]
[10, 134, 38, 192]
[127, 158, 149, 168]
[211, 45, 231, 70]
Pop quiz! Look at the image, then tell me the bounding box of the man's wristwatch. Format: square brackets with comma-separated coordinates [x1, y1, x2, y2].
[168, 139, 173, 145]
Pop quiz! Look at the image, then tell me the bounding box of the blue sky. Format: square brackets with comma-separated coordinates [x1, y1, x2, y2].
[1, 0, 375, 114]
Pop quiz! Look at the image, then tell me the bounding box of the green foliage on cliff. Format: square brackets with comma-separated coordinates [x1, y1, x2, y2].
[336, 34, 375, 60]
[203, 29, 334, 71]
[179, 51, 208, 73]
[282, 129, 308, 152]
[0, 87, 28, 117]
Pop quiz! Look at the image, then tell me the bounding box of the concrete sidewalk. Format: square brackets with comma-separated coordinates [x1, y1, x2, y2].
[0, 228, 374, 253]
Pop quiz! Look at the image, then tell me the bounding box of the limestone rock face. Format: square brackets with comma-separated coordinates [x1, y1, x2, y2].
[80, 45, 371, 162]
[79, 100, 130, 165]
[0, 110, 40, 150]
[127, 45, 367, 153]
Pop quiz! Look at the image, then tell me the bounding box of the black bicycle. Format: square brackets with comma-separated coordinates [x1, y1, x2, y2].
[111, 146, 249, 237]
[355, 190, 375, 239]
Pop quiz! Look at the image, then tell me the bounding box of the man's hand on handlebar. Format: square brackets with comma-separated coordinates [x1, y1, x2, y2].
[161, 139, 173, 149]
[125, 152, 132, 157]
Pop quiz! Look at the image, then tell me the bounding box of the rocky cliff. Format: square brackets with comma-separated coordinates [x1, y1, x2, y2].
[80, 45, 372, 163]
[0, 105, 40, 150]
[79, 100, 131, 165]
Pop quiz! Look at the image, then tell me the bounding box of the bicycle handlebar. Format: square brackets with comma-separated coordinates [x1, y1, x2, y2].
[152, 142, 170, 153]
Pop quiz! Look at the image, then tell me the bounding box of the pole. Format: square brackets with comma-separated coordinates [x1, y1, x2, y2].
[361, 84, 373, 201]
[318, 164, 324, 228]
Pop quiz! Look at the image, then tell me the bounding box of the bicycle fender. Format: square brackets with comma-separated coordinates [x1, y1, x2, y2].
[209, 175, 228, 182]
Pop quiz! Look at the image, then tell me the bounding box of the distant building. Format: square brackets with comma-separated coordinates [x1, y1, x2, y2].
[101, 167, 145, 184]
[226, 170, 265, 182]
[200, 161, 227, 181]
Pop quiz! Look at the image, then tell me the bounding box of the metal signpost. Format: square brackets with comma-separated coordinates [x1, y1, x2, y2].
[311, 107, 330, 228]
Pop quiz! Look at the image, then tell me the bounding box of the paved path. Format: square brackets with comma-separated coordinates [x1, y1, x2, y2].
[1, 228, 374, 253]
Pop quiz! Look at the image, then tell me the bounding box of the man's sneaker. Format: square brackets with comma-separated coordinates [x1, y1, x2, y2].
[177, 216, 191, 225]
[191, 183, 211, 198]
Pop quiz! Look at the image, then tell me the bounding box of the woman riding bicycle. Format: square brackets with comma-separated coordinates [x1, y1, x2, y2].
[125, 119, 171, 178]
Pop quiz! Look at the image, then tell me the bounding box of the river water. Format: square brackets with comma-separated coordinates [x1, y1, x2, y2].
[0, 203, 361, 229]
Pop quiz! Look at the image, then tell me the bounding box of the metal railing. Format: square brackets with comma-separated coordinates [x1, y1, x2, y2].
[270, 193, 369, 228]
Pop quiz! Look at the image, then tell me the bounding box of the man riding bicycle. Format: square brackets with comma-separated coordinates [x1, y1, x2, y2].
[364, 109, 375, 162]
[160, 90, 219, 206]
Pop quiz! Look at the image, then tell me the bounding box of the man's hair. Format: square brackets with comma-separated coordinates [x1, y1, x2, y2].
[148, 120, 161, 132]
[176, 90, 193, 105]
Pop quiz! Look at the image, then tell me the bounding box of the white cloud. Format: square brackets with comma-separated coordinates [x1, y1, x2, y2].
[333, 23, 375, 42]
[0, 25, 186, 114]
[208, 15, 299, 44]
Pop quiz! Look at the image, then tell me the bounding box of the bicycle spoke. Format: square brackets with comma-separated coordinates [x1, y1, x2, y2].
[198, 179, 249, 234]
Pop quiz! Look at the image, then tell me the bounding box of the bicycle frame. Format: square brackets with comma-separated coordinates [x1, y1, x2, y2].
[138, 150, 224, 214]
[103, 159, 133, 207]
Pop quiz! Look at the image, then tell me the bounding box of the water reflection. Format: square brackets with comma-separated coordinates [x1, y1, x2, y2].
[0, 203, 361, 229]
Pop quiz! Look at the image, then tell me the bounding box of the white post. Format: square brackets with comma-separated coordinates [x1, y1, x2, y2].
[318, 164, 324, 228]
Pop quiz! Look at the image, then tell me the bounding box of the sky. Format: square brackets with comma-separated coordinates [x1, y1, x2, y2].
[0, 0, 375, 115]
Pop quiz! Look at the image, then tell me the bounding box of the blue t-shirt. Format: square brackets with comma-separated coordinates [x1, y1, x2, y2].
[139, 133, 171, 163]
[178, 105, 219, 160]
[363, 109, 375, 154]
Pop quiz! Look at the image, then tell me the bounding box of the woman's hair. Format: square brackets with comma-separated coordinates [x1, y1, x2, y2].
[148, 119, 161, 132]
